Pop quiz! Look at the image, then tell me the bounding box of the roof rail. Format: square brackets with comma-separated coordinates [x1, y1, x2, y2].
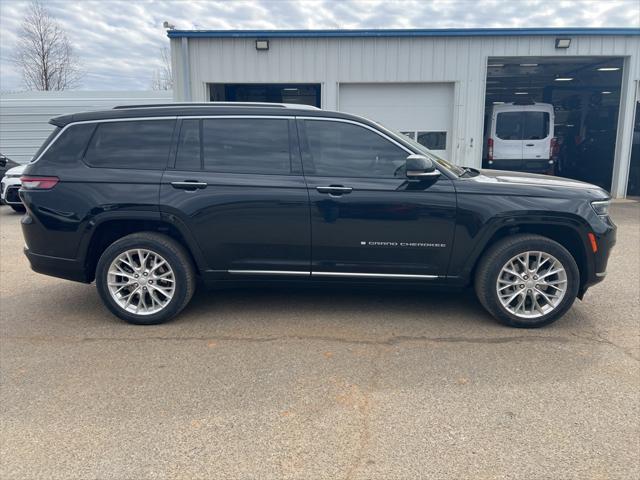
[113, 102, 320, 110]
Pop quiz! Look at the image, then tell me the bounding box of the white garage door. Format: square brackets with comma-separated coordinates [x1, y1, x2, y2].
[338, 83, 454, 159]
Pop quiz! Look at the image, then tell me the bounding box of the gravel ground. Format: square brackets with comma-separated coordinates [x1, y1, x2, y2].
[1, 201, 638, 480]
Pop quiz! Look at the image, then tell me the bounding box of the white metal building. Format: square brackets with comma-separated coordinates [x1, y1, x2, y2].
[169, 28, 640, 198]
[0, 90, 172, 163]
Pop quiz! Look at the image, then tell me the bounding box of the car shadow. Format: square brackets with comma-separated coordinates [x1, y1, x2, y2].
[4, 276, 595, 340]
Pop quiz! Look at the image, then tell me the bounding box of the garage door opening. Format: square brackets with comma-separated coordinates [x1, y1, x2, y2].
[209, 83, 321, 108]
[483, 56, 624, 191]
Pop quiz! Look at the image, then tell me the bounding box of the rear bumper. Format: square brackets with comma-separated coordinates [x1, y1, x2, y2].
[24, 246, 89, 283]
[486, 159, 554, 173]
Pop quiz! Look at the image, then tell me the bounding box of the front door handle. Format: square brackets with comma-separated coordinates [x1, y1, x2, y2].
[171, 181, 208, 190]
[525, 143, 535, 147]
[316, 186, 353, 196]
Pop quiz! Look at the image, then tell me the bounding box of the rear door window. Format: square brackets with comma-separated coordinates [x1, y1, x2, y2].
[202, 118, 291, 174]
[495, 111, 550, 140]
[522, 111, 550, 140]
[175, 119, 201, 170]
[495, 112, 523, 140]
[84, 120, 176, 169]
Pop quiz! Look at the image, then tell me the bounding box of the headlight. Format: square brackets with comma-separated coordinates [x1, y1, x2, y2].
[591, 200, 610, 216]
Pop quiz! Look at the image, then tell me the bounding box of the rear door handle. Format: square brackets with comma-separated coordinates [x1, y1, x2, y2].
[525, 143, 535, 147]
[316, 186, 353, 196]
[171, 181, 208, 190]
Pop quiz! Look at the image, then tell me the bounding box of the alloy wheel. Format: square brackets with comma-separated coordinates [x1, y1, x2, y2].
[107, 248, 176, 315]
[496, 251, 568, 319]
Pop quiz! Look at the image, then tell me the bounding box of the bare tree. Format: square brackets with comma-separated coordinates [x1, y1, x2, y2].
[151, 47, 173, 91]
[11, 1, 82, 91]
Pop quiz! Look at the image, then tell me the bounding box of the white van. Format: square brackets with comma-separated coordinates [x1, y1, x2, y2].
[485, 102, 556, 173]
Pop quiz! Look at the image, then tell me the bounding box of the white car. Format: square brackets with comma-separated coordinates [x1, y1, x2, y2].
[485, 102, 556, 174]
[1, 164, 27, 212]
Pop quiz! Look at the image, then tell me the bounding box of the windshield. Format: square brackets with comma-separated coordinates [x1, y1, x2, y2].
[393, 130, 466, 176]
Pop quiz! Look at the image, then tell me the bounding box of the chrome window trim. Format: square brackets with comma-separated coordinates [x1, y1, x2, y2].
[31, 114, 410, 165]
[297, 116, 414, 155]
[29, 116, 178, 164]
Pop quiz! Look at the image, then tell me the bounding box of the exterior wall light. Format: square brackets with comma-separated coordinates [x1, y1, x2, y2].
[255, 40, 269, 51]
[555, 38, 571, 48]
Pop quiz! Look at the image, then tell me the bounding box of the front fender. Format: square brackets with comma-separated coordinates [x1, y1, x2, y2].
[449, 210, 594, 284]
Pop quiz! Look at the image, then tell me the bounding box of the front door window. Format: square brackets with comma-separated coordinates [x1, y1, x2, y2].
[303, 120, 407, 178]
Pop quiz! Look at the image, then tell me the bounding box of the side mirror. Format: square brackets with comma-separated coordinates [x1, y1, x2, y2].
[0, 156, 6, 168]
[405, 154, 440, 179]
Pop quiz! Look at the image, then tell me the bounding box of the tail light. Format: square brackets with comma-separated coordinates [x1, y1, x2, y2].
[487, 138, 494, 160]
[20, 176, 59, 190]
[550, 137, 558, 159]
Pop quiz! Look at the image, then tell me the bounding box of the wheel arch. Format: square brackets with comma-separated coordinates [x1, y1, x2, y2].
[465, 216, 593, 297]
[79, 212, 207, 282]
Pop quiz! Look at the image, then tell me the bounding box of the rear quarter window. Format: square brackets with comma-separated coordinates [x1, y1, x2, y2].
[38, 124, 95, 165]
[84, 120, 176, 170]
[32, 127, 61, 162]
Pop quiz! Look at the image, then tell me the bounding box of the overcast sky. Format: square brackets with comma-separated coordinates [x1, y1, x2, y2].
[1, 0, 639, 92]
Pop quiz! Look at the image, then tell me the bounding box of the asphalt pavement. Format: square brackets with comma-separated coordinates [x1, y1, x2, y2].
[1, 201, 639, 479]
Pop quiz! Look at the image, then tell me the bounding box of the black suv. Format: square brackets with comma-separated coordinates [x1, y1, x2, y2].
[19, 103, 616, 327]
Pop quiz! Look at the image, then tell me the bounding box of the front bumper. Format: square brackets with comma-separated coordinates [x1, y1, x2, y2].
[3, 186, 22, 205]
[1, 177, 23, 205]
[579, 215, 616, 297]
[591, 219, 616, 283]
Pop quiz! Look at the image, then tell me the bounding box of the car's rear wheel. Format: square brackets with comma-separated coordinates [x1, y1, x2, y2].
[10, 204, 25, 213]
[474, 234, 580, 328]
[96, 232, 195, 325]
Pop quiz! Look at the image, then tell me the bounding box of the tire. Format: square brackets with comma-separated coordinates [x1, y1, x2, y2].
[474, 234, 580, 328]
[96, 232, 196, 325]
[10, 204, 25, 213]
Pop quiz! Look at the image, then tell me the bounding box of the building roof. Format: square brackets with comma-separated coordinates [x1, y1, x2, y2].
[167, 27, 640, 39]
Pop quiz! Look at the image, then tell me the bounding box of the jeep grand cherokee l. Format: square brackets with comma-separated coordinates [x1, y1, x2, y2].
[18, 103, 616, 327]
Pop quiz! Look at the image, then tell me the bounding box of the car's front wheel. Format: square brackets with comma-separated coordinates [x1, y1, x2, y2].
[96, 232, 196, 325]
[10, 204, 26, 213]
[475, 234, 580, 328]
